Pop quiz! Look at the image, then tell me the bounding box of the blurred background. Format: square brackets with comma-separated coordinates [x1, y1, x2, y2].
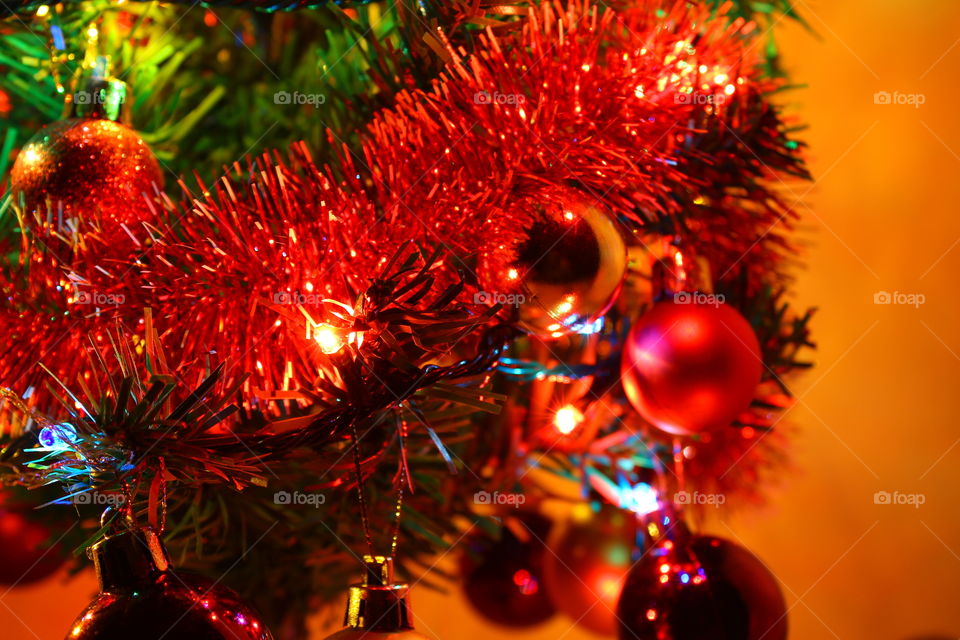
[3, 1, 960, 638]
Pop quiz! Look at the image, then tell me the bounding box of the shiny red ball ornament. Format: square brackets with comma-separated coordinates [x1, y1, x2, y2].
[10, 74, 162, 242]
[459, 512, 555, 627]
[478, 187, 627, 339]
[67, 528, 273, 640]
[617, 531, 787, 640]
[621, 300, 762, 436]
[0, 503, 64, 586]
[11, 118, 162, 233]
[542, 504, 638, 635]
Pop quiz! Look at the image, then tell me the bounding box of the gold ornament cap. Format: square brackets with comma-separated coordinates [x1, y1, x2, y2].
[63, 56, 130, 123]
[341, 556, 414, 632]
[89, 527, 170, 593]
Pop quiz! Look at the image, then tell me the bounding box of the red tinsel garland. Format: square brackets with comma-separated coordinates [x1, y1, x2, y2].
[1, 0, 806, 441]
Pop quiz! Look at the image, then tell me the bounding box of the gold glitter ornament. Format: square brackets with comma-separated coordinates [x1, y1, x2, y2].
[10, 66, 163, 243]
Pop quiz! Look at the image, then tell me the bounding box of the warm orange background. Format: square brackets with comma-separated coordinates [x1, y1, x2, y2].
[4, 2, 960, 638]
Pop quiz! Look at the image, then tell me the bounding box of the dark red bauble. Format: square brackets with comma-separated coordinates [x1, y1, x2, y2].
[0, 504, 65, 586]
[542, 505, 638, 635]
[67, 528, 272, 640]
[616, 534, 787, 640]
[10, 118, 163, 236]
[459, 513, 555, 627]
[621, 301, 763, 436]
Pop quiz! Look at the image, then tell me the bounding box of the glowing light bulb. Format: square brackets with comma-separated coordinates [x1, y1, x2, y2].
[554, 405, 583, 435]
[624, 482, 660, 515]
[38, 422, 78, 449]
[314, 325, 346, 354]
[554, 299, 574, 316]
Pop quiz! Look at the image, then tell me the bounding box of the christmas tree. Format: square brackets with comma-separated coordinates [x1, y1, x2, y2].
[0, 1, 813, 638]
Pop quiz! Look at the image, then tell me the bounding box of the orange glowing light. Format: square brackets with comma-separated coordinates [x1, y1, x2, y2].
[554, 299, 574, 316]
[314, 325, 348, 354]
[646, 608, 658, 621]
[554, 405, 583, 435]
[597, 574, 622, 599]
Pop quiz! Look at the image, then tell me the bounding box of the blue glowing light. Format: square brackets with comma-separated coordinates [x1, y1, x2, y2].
[51, 25, 66, 50]
[37, 423, 78, 449]
[577, 317, 605, 335]
[624, 482, 660, 515]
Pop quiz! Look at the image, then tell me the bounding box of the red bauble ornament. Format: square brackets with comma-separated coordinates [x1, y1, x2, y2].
[542, 504, 638, 635]
[478, 187, 627, 339]
[617, 529, 787, 640]
[459, 513, 555, 627]
[11, 118, 162, 234]
[621, 300, 762, 436]
[68, 528, 273, 639]
[0, 502, 65, 586]
[10, 73, 162, 242]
